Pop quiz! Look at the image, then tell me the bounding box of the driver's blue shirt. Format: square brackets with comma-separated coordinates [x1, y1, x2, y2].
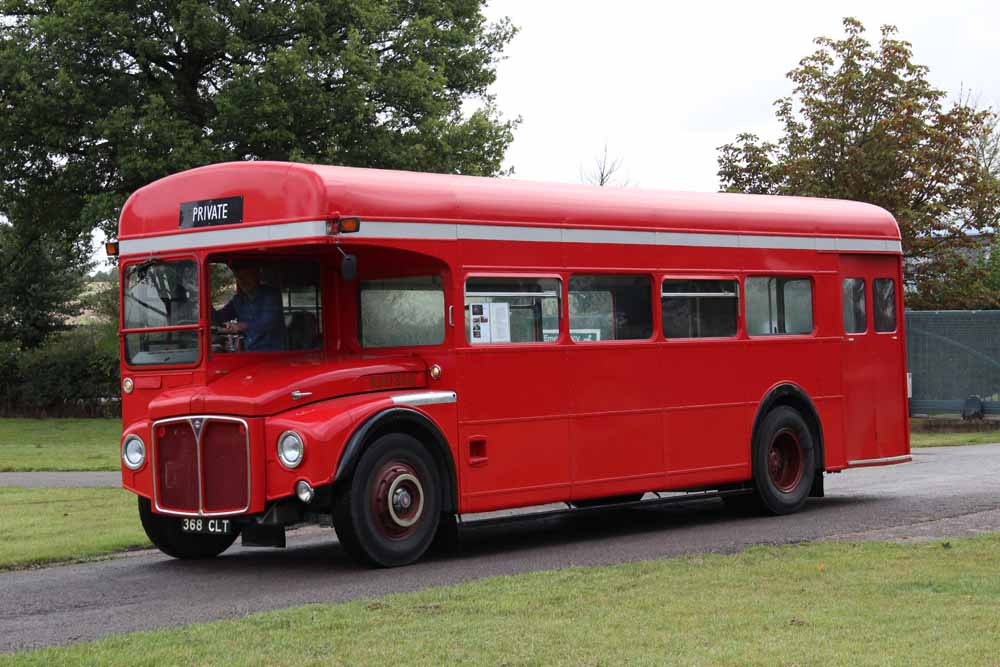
[213, 285, 287, 351]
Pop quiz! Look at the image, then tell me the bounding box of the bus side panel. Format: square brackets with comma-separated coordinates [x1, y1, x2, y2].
[661, 340, 753, 488]
[664, 404, 753, 489]
[567, 344, 666, 500]
[456, 346, 572, 514]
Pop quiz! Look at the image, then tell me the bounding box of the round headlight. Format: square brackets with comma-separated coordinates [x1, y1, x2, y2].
[122, 377, 134, 394]
[277, 431, 305, 468]
[122, 435, 146, 470]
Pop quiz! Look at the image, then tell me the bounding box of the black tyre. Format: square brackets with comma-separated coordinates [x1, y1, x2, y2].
[138, 497, 239, 559]
[333, 433, 442, 567]
[749, 406, 816, 515]
[570, 494, 644, 509]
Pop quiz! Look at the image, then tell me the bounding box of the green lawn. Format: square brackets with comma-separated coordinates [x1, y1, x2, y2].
[2, 535, 997, 666]
[0, 487, 148, 570]
[0, 418, 120, 471]
[910, 430, 1000, 448]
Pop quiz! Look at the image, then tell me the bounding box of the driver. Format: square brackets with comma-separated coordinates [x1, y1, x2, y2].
[212, 262, 287, 351]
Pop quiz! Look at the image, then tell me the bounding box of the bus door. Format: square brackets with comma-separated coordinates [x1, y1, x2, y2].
[839, 255, 906, 462]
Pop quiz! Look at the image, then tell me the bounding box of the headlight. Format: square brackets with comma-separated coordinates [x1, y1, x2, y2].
[277, 431, 305, 468]
[122, 435, 146, 470]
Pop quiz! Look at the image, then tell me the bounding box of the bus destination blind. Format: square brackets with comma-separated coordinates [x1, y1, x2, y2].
[179, 196, 244, 228]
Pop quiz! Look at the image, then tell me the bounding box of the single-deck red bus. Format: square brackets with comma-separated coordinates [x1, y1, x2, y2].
[115, 162, 910, 566]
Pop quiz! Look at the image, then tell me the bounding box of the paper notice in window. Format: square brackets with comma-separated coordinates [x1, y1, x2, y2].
[470, 302, 491, 343]
[490, 302, 511, 343]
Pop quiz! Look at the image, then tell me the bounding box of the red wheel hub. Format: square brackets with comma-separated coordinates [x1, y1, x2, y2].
[370, 461, 425, 539]
[767, 428, 804, 493]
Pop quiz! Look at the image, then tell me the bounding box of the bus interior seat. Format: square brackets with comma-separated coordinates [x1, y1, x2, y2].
[287, 311, 320, 350]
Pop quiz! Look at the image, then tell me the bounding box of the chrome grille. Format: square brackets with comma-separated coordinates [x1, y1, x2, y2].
[152, 416, 251, 517]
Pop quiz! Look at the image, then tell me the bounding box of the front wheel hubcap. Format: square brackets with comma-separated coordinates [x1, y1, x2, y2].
[372, 463, 425, 538]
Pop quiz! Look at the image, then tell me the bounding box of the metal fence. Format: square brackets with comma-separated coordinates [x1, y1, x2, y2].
[905, 310, 1000, 414]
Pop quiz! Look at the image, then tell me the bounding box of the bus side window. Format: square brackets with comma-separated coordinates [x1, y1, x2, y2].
[465, 277, 561, 344]
[359, 275, 445, 348]
[873, 278, 897, 332]
[569, 275, 652, 342]
[746, 277, 813, 336]
[662, 279, 739, 339]
[842, 278, 866, 334]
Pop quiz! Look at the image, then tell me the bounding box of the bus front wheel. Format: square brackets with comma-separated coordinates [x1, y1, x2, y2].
[748, 406, 816, 515]
[333, 432, 442, 567]
[138, 497, 239, 559]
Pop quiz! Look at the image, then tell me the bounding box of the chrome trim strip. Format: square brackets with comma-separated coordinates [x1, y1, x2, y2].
[119, 218, 903, 255]
[391, 391, 457, 407]
[152, 415, 252, 518]
[119, 220, 328, 255]
[847, 454, 911, 466]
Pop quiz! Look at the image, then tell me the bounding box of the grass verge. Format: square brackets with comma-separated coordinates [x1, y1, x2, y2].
[0, 487, 148, 570]
[0, 418, 120, 471]
[3, 535, 999, 666]
[910, 430, 1000, 448]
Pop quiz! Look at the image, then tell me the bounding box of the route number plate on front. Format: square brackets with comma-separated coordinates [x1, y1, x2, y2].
[180, 518, 233, 535]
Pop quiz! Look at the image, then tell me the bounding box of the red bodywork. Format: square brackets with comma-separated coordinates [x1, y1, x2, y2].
[118, 162, 910, 518]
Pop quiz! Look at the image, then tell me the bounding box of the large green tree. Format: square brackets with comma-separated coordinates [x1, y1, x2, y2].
[0, 0, 517, 346]
[717, 18, 1000, 310]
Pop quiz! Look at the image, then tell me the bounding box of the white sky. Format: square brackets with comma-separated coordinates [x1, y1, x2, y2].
[484, 0, 1000, 191]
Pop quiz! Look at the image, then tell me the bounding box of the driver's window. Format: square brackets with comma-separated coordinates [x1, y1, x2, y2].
[208, 258, 322, 353]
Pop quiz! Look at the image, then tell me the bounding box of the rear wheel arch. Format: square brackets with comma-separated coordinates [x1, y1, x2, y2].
[335, 407, 457, 513]
[752, 383, 825, 473]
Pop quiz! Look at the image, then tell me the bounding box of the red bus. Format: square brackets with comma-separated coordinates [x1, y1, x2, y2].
[115, 162, 910, 566]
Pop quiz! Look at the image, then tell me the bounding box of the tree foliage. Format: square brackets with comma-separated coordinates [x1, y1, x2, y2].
[717, 18, 1000, 309]
[1, 0, 517, 241]
[0, 0, 517, 346]
[0, 223, 86, 349]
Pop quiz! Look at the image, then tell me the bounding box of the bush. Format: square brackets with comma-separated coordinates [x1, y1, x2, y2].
[0, 325, 120, 418]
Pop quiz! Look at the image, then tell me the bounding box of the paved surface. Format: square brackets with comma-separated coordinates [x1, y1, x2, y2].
[0, 472, 120, 488]
[2, 444, 999, 654]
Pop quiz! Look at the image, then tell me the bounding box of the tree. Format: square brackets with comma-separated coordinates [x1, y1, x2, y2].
[0, 222, 86, 349]
[0, 1, 517, 239]
[581, 142, 630, 187]
[0, 0, 518, 346]
[717, 17, 1000, 309]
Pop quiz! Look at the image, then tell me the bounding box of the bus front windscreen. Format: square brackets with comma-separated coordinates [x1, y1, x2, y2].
[123, 259, 200, 366]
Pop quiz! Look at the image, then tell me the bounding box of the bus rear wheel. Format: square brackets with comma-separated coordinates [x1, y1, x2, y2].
[333, 433, 441, 567]
[138, 497, 239, 559]
[748, 406, 816, 515]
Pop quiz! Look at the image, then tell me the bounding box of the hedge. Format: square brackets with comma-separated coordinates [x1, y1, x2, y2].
[0, 325, 120, 418]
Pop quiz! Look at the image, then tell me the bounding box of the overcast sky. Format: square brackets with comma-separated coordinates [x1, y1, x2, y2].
[483, 0, 1000, 192]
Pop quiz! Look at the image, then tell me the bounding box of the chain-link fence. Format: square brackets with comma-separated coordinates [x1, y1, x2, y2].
[905, 310, 1000, 414]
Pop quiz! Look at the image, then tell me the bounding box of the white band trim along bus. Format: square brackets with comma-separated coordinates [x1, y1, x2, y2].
[390, 391, 458, 407]
[118, 219, 904, 255]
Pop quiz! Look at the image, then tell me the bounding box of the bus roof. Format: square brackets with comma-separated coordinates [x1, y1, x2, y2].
[118, 161, 901, 253]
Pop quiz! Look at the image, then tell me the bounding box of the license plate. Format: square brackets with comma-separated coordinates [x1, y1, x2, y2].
[180, 517, 233, 535]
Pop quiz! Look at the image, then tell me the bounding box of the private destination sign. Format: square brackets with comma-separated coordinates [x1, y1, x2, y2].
[179, 196, 244, 228]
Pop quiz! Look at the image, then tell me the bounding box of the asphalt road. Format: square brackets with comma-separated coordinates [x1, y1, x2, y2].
[2, 444, 999, 654]
[0, 472, 120, 488]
